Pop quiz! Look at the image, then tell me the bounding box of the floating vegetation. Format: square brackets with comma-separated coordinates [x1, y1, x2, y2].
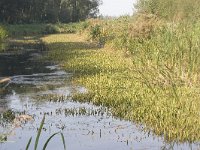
[0, 110, 15, 124]
[0, 134, 7, 142]
[55, 106, 111, 117]
[42, 32, 200, 142]
[35, 94, 69, 102]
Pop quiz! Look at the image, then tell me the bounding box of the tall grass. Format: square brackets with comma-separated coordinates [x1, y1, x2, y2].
[42, 32, 200, 142]
[26, 115, 66, 150]
[11, 0, 199, 142]
[135, 0, 200, 21]
[86, 15, 200, 86]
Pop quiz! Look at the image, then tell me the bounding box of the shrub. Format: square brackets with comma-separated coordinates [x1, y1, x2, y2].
[88, 20, 114, 48]
[43, 24, 60, 34]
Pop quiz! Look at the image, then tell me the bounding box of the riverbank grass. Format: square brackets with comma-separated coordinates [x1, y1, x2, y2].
[42, 33, 200, 142]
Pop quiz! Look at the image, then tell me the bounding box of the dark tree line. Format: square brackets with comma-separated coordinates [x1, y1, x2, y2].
[0, 0, 102, 24]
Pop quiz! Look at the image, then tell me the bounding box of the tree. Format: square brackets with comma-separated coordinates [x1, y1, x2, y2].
[0, 0, 102, 23]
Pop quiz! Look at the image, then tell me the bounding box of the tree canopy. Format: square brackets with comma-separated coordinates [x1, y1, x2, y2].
[0, 0, 102, 24]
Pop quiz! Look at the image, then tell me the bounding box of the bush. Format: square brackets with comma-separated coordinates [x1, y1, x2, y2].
[43, 24, 60, 34]
[87, 19, 114, 48]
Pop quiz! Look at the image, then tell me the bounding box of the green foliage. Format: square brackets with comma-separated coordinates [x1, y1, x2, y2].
[0, 135, 7, 142]
[89, 24, 107, 47]
[26, 115, 66, 150]
[42, 25, 200, 142]
[0, 25, 7, 41]
[135, 0, 200, 21]
[0, 0, 101, 24]
[87, 20, 115, 47]
[44, 25, 60, 34]
[85, 16, 200, 84]
[1, 110, 15, 123]
[7, 23, 80, 36]
[90, 24, 102, 40]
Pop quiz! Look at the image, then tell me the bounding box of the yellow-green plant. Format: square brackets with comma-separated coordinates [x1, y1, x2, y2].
[0, 25, 7, 41]
[135, 0, 200, 21]
[42, 33, 200, 142]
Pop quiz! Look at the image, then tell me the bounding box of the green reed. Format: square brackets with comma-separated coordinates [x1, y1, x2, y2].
[41, 17, 200, 142]
[26, 115, 66, 150]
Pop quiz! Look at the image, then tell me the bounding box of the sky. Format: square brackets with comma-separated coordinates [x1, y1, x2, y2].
[99, 0, 136, 17]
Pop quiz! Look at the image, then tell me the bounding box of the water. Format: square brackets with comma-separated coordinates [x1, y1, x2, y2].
[0, 41, 199, 150]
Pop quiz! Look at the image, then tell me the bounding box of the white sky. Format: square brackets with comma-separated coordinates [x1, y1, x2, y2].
[99, 0, 136, 17]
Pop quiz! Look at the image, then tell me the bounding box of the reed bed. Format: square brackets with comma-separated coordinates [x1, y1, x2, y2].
[42, 27, 200, 142]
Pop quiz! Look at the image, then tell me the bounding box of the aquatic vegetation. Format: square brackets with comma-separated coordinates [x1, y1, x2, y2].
[0, 110, 15, 123]
[35, 94, 69, 102]
[55, 106, 110, 117]
[26, 115, 66, 150]
[42, 31, 200, 142]
[0, 25, 7, 41]
[0, 25, 7, 51]
[0, 134, 7, 142]
[0, 111, 32, 143]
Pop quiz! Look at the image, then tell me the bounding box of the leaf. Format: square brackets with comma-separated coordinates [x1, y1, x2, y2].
[60, 133, 66, 150]
[42, 132, 60, 150]
[26, 137, 32, 150]
[34, 115, 45, 150]
[42, 132, 66, 150]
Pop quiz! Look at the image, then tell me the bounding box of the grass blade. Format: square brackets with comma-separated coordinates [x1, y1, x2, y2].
[26, 137, 32, 150]
[60, 133, 66, 150]
[42, 132, 60, 150]
[34, 115, 45, 150]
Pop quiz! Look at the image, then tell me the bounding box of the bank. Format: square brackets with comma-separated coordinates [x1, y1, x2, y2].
[41, 33, 200, 142]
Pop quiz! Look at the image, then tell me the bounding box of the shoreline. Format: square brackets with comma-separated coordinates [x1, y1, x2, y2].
[41, 33, 200, 143]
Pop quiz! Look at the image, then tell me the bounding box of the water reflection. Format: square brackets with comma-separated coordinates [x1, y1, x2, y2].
[0, 41, 199, 150]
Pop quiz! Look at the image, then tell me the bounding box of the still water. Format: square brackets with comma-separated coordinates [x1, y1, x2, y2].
[0, 41, 199, 150]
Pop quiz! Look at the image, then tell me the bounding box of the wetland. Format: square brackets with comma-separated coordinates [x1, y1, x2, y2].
[0, 35, 199, 150]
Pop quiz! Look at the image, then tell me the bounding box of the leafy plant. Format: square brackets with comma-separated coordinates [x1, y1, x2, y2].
[89, 23, 109, 47]
[42, 31, 200, 142]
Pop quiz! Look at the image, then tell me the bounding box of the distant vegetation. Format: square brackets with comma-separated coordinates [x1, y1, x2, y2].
[6, 23, 82, 36]
[0, 0, 102, 24]
[42, 0, 200, 142]
[136, 0, 200, 21]
[0, 25, 7, 41]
